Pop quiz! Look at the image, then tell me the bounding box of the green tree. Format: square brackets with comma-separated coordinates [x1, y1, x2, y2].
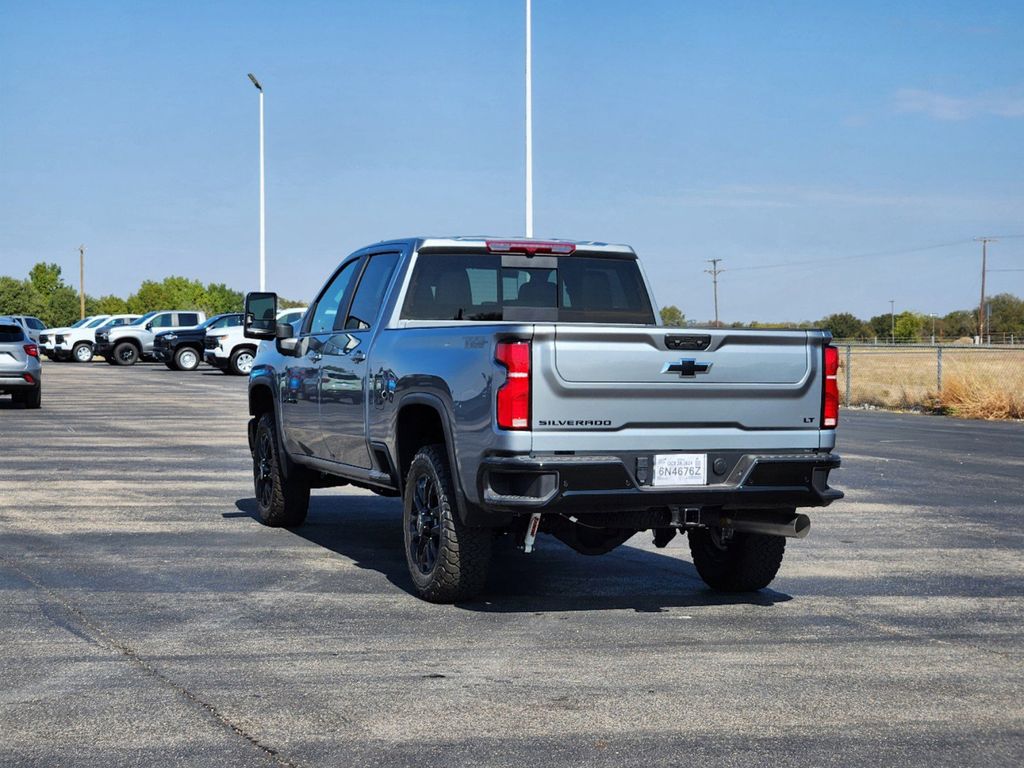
[0, 276, 43, 316]
[942, 310, 975, 339]
[987, 293, 1024, 337]
[47, 286, 82, 327]
[893, 311, 925, 342]
[161, 276, 206, 309]
[868, 314, 893, 340]
[203, 283, 244, 315]
[28, 262, 64, 296]
[93, 294, 130, 315]
[659, 305, 685, 327]
[819, 312, 869, 339]
[279, 296, 308, 309]
[127, 280, 173, 314]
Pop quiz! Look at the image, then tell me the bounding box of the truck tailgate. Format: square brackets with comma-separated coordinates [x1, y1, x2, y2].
[530, 325, 827, 452]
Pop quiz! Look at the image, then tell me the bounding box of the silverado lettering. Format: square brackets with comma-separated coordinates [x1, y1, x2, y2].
[537, 419, 613, 427]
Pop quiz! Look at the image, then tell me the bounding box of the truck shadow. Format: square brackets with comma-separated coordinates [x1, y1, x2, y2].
[232, 496, 792, 613]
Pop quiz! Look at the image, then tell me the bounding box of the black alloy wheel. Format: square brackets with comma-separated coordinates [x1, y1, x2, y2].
[408, 473, 442, 576]
[254, 426, 275, 510]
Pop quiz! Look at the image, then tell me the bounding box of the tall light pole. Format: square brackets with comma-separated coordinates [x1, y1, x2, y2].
[524, 0, 533, 237]
[78, 244, 86, 320]
[889, 299, 895, 342]
[248, 73, 266, 291]
[930, 313, 937, 345]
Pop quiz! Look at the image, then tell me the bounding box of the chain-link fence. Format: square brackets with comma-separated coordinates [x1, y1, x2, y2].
[837, 344, 1024, 419]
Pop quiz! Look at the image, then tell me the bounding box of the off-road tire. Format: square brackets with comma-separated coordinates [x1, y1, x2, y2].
[229, 346, 256, 376]
[688, 527, 786, 592]
[174, 346, 201, 371]
[112, 342, 139, 366]
[21, 387, 41, 409]
[252, 412, 309, 528]
[72, 342, 93, 363]
[403, 444, 491, 603]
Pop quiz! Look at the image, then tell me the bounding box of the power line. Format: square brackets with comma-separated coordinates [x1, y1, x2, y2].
[704, 258, 724, 326]
[726, 238, 973, 274]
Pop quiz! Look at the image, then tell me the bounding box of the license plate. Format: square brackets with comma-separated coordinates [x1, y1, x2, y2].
[652, 453, 707, 487]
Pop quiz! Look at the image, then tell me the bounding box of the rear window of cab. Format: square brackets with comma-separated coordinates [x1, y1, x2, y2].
[401, 253, 655, 324]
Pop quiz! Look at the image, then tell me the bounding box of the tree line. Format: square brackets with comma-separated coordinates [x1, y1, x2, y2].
[659, 294, 1024, 341]
[0, 262, 305, 327]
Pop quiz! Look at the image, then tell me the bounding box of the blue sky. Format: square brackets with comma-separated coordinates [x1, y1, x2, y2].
[1, 0, 1022, 322]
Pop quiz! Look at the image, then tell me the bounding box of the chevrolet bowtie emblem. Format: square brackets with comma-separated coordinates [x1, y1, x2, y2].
[661, 359, 713, 377]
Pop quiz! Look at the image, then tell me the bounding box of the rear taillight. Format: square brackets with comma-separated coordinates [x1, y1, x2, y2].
[822, 345, 839, 428]
[496, 340, 531, 430]
[23, 373, 35, 384]
[24, 344, 39, 358]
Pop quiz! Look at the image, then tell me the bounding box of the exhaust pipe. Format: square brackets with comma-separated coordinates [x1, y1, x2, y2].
[718, 510, 811, 539]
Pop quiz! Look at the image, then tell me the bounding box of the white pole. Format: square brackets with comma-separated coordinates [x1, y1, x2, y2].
[258, 88, 266, 291]
[525, 0, 533, 238]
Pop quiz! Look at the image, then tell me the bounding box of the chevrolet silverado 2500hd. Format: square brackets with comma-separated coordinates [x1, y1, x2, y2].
[243, 237, 842, 603]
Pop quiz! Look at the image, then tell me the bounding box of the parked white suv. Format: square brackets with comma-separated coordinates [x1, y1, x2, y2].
[55, 314, 141, 362]
[205, 307, 305, 375]
[94, 310, 206, 366]
[40, 316, 108, 360]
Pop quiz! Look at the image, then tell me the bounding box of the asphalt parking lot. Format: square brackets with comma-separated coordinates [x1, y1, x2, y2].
[1, 361, 1022, 767]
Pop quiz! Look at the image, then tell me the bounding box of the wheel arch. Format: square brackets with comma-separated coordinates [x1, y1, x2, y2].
[394, 394, 468, 517]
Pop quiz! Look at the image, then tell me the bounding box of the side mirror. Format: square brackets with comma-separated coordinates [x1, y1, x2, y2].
[145, 322, 153, 330]
[244, 292, 278, 339]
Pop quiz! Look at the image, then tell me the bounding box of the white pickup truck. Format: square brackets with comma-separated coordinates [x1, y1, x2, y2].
[205, 307, 306, 375]
[54, 314, 141, 362]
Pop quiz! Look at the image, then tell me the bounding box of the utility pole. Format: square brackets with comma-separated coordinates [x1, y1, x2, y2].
[975, 237, 996, 344]
[889, 299, 895, 342]
[524, 0, 533, 237]
[79, 244, 86, 320]
[705, 258, 724, 326]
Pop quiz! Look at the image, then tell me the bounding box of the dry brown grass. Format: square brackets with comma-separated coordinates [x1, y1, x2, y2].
[838, 347, 1024, 420]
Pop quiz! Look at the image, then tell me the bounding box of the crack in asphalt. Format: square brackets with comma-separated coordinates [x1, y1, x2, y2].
[0, 553, 304, 768]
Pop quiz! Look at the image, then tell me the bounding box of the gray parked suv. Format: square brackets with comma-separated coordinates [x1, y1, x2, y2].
[0, 317, 42, 408]
[243, 237, 842, 603]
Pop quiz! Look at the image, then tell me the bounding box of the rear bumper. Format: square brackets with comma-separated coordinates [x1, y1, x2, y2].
[477, 451, 842, 515]
[0, 372, 40, 392]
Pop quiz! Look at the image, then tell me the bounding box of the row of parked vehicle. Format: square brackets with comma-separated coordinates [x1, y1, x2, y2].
[31, 307, 306, 374]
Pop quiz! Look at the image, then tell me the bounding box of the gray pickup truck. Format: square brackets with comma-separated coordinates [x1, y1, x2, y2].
[244, 237, 842, 603]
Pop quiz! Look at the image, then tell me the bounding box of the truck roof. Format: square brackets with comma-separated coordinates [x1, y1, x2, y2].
[372, 236, 637, 256]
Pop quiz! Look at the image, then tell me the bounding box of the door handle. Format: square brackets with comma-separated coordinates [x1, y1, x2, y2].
[351, 350, 367, 363]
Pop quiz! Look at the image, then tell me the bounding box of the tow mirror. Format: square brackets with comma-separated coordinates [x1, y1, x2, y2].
[244, 292, 278, 339]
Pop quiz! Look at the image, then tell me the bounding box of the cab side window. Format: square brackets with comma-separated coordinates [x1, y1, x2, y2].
[151, 314, 174, 328]
[178, 313, 199, 327]
[308, 259, 360, 335]
[344, 253, 399, 331]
